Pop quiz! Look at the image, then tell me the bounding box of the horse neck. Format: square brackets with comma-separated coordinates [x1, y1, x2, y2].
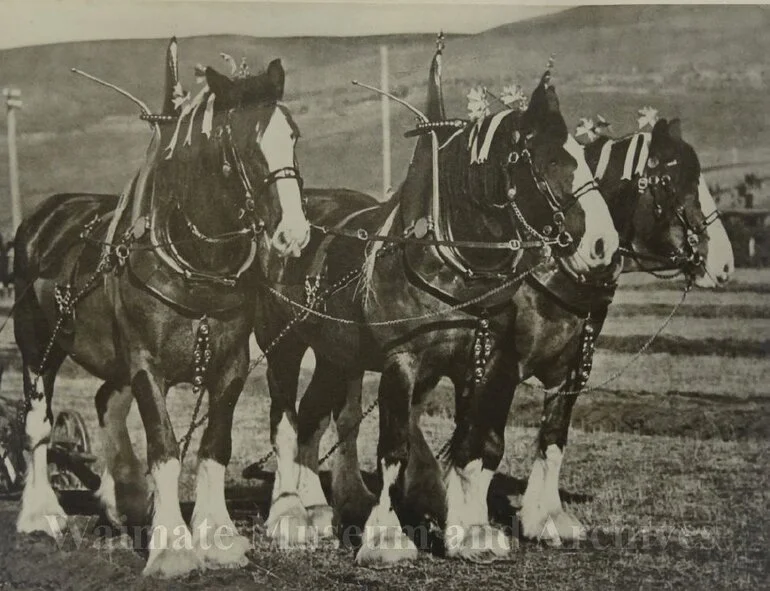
[590, 135, 646, 245]
[435, 131, 506, 243]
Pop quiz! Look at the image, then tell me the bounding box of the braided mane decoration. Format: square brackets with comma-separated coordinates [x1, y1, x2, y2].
[575, 114, 611, 143]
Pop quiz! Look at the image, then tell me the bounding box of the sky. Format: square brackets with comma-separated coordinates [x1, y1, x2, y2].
[0, 1, 567, 50]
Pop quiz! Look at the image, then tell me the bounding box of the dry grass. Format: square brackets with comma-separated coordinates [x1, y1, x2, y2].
[0, 415, 767, 590]
[608, 303, 770, 319]
[601, 315, 770, 341]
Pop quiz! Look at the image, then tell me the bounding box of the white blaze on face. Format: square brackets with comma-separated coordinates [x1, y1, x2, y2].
[563, 135, 619, 271]
[696, 174, 734, 287]
[256, 106, 310, 257]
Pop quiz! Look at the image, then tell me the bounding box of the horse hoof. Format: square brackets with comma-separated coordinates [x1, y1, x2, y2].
[355, 527, 418, 567]
[195, 532, 251, 569]
[445, 524, 514, 562]
[307, 504, 336, 540]
[520, 509, 585, 546]
[266, 493, 312, 548]
[550, 510, 587, 542]
[143, 546, 203, 578]
[17, 492, 68, 539]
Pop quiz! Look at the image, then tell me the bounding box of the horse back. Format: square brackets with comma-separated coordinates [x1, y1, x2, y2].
[14, 193, 118, 281]
[299, 188, 390, 280]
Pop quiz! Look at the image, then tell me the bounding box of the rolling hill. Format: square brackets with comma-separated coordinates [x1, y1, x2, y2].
[0, 5, 768, 234]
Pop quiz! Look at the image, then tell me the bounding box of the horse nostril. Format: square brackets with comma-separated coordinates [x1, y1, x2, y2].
[593, 238, 605, 260]
[723, 263, 731, 274]
[273, 230, 289, 249]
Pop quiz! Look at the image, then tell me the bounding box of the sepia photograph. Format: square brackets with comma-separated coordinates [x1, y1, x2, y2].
[0, 1, 766, 588]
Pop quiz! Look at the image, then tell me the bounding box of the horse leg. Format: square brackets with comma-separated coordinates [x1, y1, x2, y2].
[16, 351, 68, 537]
[355, 354, 418, 566]
[327, 369, 376, 531]
[294, 358, 346, 539]
[190, 344, 251, 568]
[519, 383, 586, 545]
[94, 382, 149, 527]
[14, 278, 68, 537]
[401, 378, 445, 532]
[442, 355, 514, 561]
[264, 340, 312, 546]
[132, 361, 201, 577]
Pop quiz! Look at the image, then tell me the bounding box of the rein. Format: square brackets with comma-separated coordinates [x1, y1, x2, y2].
[309, 222, 557, 251]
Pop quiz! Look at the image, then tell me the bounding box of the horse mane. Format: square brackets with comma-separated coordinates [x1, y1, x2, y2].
[356, 192, 400, 310]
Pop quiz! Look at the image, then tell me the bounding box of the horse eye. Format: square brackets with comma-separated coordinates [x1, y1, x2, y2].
[648, 157, 659, 168]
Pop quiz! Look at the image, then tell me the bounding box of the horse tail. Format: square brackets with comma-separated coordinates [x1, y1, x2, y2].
[356, 198, 399, 310]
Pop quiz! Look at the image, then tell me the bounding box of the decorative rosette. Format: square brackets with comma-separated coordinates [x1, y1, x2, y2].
[466, 86, 491, 122]
[575, 117, 597, 142]
[637, 106, 659, 130]
[500, 84, 528, 112]
[594, 114, 611, 134]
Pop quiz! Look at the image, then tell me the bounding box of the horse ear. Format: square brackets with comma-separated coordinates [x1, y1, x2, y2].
[267, 59, 285, 100]
[651, 118, 669, 140]
[205, 67, 234, 103]
[162, 36, 180, 115]
[521, 71, 561, 135]
[544, 85, 560, 114]
[668, 118, 682, 140]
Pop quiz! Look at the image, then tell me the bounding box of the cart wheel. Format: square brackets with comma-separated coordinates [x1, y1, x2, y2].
[49, 410, 95, 490]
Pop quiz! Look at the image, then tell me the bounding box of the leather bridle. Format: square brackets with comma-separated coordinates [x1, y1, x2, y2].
[621, 168, 721, 277]
[492, 144, 600, 253]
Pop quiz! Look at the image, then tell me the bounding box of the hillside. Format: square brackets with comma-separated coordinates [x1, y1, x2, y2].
[0, 5, 769, 233]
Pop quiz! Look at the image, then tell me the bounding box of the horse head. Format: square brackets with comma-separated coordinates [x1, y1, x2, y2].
[157, 40, 310, 260]
[467, 69, 618, 276]
[630, 118, 734, 286]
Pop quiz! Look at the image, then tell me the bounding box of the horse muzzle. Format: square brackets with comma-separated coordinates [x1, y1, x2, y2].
[271, 221, 311, 258]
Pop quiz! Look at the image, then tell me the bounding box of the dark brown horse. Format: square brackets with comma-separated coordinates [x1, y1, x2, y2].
[294, 45, 735, 554]
[253, 51, 619, 565]
[12, 39, 309, 576]
[508, 119, 734, 544]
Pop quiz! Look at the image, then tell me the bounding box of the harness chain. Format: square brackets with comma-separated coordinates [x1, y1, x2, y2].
[310, 223, 555, 252]
[11, 214, 690, 472]
[177, 246, 397, 462]
[553, 282, 690, 397]
[27, 264, 109, 410]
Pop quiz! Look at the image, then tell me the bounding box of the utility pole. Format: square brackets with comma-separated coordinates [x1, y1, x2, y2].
[4, 88, 23, 236]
